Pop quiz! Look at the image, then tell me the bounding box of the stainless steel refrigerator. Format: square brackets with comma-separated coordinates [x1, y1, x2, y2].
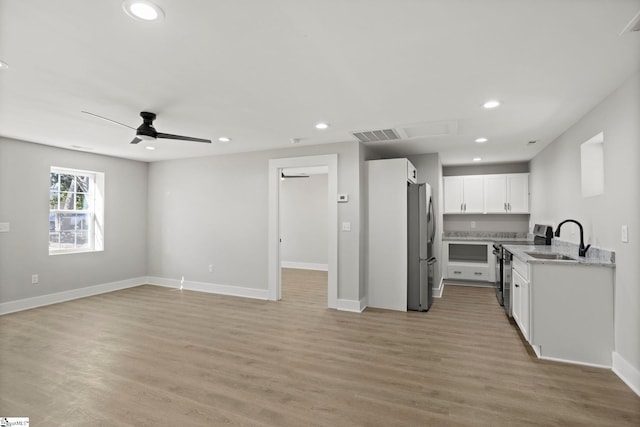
[407, 182, 437, 311]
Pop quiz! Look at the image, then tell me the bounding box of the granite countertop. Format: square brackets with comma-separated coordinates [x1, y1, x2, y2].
[502, 243, 616, 267]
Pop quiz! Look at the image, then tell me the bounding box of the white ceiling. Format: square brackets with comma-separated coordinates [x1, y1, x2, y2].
[1, 0, 639, 165]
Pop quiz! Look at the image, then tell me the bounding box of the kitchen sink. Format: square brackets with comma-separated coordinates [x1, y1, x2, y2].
[525, 252, 578, 261]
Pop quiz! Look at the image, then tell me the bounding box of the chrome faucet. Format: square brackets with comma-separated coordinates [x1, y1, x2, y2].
[554, 219, 591, 257]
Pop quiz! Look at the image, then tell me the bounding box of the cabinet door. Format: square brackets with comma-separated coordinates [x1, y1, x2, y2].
[507, 174, 529, 213]
[484, 175, 507, 213]
[512, 269, 529, 341]
[512, 269, 522, 325]
[443, 177, 464, 213]
[521, 278, 530, 342]
[462, 176, 484, 213]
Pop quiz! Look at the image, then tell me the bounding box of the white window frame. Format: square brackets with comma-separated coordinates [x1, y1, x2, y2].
[49, 166, 104, 255]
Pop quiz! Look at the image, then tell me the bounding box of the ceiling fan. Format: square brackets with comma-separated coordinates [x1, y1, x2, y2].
[281, 171, 309, 179]
[82, 111, 212, 144]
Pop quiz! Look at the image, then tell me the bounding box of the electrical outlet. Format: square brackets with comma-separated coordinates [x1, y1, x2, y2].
[621, 225, 629, 243]
[470, 221, 476, 229]
[31, 274, 38, 284]
[209, 264, 213, 273]
[342, 222, 351, 232]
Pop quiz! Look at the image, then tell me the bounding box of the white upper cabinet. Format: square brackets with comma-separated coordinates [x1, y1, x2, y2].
[463, 176, 484, 213]
[445, 173, 529, 214]
[484, 175, 508, 213]
[506, 174, 529, 213]
[443, 177, 464, 213]
[443, 176, 484, 213]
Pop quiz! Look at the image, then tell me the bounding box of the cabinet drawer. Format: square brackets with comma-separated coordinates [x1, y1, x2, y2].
[447, 264, 488, 281]
[513, 257, 530, 281]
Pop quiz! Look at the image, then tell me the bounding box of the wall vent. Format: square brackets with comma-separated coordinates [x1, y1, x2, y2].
[620, 10, 640, 34]
[351, 128, 401, 143]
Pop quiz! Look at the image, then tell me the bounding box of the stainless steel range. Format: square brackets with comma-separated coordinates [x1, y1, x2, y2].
[493, 224, 553, 316]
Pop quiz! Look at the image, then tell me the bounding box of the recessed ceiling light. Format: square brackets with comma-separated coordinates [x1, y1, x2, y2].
[315, 122, 329, 130]
[122, 0, 164, 22]
[0, 60, 8, 70]
[473, 157, 482, 162]
[483, 100, 500, 109]
[475, 137, 488, 143]
[145, 146, 156, 150]
[218, 137, 231, 143]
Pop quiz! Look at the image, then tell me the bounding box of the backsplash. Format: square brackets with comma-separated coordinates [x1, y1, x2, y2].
[443, 231, 530, 240]
[551, 239, 616, 264]
[443, 214, 530, 233]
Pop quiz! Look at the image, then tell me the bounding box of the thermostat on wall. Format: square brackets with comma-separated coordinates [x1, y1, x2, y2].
[337, 194, 349, 203]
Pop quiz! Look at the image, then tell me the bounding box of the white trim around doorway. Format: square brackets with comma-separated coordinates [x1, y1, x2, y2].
[268, 154, 338, 309]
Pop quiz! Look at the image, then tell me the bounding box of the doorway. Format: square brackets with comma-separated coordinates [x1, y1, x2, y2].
[279, 167, 328, 304]
[268, 154, 338, 308]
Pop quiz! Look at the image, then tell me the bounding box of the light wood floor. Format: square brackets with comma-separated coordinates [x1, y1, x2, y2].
[1, 270, 638, 426]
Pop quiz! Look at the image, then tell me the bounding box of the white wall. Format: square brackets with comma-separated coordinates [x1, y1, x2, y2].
[147, 141, 363, 302]
[0, 138, 148, 303]
[280, 174, 328, 268]
[529, 72, 640, 382]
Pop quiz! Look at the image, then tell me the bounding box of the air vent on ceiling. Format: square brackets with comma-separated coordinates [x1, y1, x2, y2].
[351, 128, 401, 143]
[620, 10, 640, 34]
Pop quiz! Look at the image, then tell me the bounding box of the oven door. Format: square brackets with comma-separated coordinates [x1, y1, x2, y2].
[503, 250, 513, 316]
[492, 244, 503, 305]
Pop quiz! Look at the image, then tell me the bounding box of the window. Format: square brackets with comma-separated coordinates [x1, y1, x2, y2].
[49, 167, 104, 254]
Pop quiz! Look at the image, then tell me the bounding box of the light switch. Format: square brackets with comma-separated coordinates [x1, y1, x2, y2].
[338, 194, 349, 203]
[342, 222, 351, 232]
[0, 222, 9, 233]
[622, 225, 629, 243]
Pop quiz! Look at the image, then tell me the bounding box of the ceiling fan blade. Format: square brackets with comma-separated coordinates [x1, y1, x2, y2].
[281, 172, 310, 179]
[81, 111, 136, 130]
[130, 137, 142, 144]
[156, 132, 212, 143]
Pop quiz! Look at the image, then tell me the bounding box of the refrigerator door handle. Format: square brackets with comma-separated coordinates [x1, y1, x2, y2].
[425, 256, 437, 265]
[428, 197, 436, 244]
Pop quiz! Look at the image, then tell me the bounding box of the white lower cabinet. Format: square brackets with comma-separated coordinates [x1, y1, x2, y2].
[510, 255, 614, 367]
[511, 269, 530, 341]
[447, 264, 489, 281]
[444, 241, 494, 282]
